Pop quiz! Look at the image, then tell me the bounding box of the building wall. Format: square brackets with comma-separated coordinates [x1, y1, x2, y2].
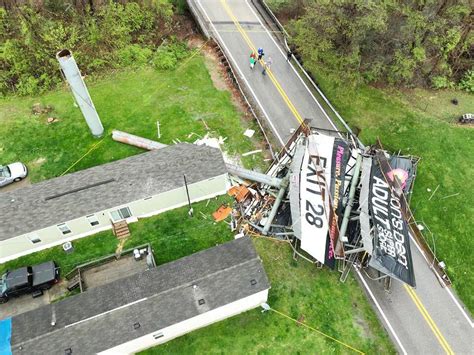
[0, 174, 229, 263]
[100, 289, 269, 355]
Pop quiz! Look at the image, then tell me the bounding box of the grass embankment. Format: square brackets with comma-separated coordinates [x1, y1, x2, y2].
[0, 55, 266, 183]
[318, 78, 474, 312]
[142, 238, 395, 354]
[267, 0, 474, 313]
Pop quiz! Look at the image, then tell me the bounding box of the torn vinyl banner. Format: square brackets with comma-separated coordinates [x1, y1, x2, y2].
[368, 159, 416, 287]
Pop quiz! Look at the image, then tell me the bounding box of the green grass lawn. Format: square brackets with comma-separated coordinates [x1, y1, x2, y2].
[141, 238, 395, 355]
[0, 55, 266, 184]
[0, 197, 233, 277]
[314, 75, 474, 313]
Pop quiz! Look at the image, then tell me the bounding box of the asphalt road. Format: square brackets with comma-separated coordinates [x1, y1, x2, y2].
[190, 0, 474, 353]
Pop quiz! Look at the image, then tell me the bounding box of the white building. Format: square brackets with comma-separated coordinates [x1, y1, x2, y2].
[0, 144, 229, 263]
[4, 237, 270, 354]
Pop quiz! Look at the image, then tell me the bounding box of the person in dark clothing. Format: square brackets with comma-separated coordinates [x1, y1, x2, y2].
[257, 47, 264, 61]
[286, 49, 292, 62]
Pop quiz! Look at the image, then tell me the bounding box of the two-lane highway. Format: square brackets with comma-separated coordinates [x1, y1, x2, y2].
[193, 0, 337, 145]
[190, 0, 474, 353]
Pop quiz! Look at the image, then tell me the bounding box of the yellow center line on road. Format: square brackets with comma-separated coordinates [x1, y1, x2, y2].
[220, 1, 456, 353]
[219, 0, 305, 126]
[404, 284, 454, 355]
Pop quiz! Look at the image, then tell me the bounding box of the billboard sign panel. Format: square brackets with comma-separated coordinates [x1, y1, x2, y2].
[368, 159, 416, 286]
[299, 134, 350, 267]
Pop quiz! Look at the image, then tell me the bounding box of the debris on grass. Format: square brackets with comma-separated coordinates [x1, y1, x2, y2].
[212, 205, 232, 222]
[46, 117, 59, 124]
[201, 119, 210, 130]
[228, 185, 251, 203]
[32, 103, 53, 115]
[187, 132, 202, 139]
[112, 130, 166, 151]
[194, 133, 226, 149]
[243, 129, 255, 138]
[242, 149, 262, 157]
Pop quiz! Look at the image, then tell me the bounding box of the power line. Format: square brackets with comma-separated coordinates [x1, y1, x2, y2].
[268, 306, 365, 354]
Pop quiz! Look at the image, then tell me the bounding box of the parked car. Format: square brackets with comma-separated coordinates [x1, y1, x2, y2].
[0, 162, 28, 187]
[0, 261, 60, 303]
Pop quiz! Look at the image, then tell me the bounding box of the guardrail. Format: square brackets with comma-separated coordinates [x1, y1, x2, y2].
[253, 0, 364, 149]
[187, 0, 277, 158]
[255, 0, 452, 287]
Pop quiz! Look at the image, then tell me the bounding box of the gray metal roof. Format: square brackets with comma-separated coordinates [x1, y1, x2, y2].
[0, 144, 227, 241]
[9, 237, 270, 354]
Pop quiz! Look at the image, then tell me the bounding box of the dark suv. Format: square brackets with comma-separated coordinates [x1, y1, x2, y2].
[0, 261, 60, 303]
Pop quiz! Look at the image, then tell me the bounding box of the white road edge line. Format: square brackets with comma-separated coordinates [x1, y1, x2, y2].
[409, 233, 474, 328]
[445, 287, 474, 328]
[220, 3, 408, 347]
[201, 0, 474, 337]
[355, 268, 408, 355]
[196, 0, 285, 147]
[244, 0, 339, 132]
[247, 0, 474, 331]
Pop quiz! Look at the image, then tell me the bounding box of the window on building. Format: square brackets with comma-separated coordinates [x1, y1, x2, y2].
[86, 214, 99, 226]
[28, 235, 41, 244]
[110, 207, 132, 222]
[57, 223, 71, 235]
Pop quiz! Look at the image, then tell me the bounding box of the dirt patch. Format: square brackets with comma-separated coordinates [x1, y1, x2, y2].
[115, 239, 127, 255]
[31, 157, 47, 167]
[352, 302, 375, 341]
[187, 36, 273, 164]
[188, 36, 248, 112]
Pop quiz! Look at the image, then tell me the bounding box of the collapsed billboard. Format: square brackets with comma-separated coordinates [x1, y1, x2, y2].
[368, 157, 416, 286]
[299, 134, 350, 267]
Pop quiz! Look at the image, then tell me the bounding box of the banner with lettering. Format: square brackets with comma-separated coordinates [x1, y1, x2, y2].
[299, 134, 350, 268]
[368, 159, 416, 286]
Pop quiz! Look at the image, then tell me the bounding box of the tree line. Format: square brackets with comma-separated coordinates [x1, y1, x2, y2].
[0, 1, 183, 96]
[276, 0, 473, 91]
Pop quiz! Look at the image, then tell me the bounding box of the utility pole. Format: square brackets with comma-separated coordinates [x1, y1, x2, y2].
[56, 49, 104, 138]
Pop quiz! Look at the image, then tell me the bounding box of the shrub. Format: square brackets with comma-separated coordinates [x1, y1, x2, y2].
[431, 76, 455, 90]
[458, 70, 474, 93]
[0, 2, 174, 96]
[152, 41, 189, 70]
[117, 44, 153, 66]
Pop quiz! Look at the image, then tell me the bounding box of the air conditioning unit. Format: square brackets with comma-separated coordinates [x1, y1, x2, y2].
[62, 241, 74, 254]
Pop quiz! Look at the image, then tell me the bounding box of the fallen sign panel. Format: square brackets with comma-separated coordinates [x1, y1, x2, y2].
[368, 157, 416, 287]
[299, 134, 351, 268]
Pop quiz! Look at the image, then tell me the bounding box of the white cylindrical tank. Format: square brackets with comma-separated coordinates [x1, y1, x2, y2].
[56, 49, 104, 137]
